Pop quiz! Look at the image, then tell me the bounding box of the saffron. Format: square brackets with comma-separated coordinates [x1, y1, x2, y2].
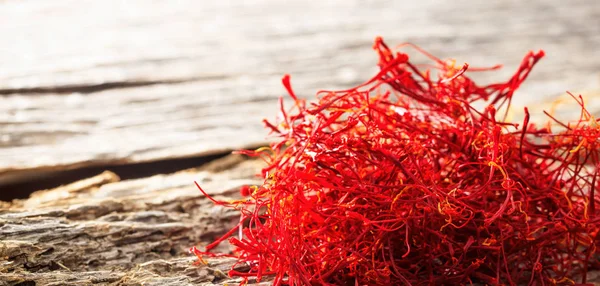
[193, 37, 600, 285]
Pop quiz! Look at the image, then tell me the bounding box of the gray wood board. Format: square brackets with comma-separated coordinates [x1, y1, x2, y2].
[1, 0, 599, 183]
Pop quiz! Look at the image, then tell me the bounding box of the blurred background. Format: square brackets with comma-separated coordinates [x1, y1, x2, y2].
[1, 0, 599, 200]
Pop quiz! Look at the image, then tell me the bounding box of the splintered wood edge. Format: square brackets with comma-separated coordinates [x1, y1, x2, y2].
[0, 144, 267, 186]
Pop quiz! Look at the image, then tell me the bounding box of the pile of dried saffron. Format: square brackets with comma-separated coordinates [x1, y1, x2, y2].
[192, 37, 600, 285]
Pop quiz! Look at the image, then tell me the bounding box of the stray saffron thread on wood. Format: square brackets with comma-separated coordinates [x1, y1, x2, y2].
[192, 37, 600, 285]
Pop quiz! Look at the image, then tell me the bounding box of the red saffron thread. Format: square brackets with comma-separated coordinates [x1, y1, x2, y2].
[193, 37, 600, 285]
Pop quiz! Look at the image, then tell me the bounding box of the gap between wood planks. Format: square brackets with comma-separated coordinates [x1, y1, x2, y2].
[0, 152, 230, 201]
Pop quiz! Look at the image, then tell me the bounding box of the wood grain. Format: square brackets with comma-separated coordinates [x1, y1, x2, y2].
[1, 0, 599, 184]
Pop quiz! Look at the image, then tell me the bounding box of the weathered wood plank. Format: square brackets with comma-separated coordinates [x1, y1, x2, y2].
[1, 0, 599, 184]
[0, 155, 264, 285]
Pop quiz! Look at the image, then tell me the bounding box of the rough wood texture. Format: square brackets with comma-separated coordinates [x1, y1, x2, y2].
[0, 155, 265, 285]
[1, 0, 599, 185]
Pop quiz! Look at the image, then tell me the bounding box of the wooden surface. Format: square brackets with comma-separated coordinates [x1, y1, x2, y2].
[0, 155, 265, 285]
[1, 0, 599, 185]
[1, 0, 600, 285]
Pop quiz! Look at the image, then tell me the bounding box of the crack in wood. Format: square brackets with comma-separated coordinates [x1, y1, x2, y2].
[0, 76, 227, 96]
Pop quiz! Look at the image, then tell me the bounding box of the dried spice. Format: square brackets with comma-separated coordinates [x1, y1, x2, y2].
[192, 37, 600, 285]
